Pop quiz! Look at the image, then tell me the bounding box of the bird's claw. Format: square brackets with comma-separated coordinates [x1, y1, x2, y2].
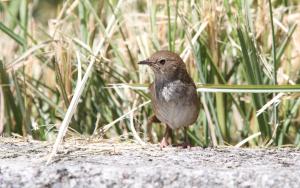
[160, 137, 169, 149]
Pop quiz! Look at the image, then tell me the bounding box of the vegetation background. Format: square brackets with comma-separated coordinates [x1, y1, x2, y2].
[0, 0, 299, 147]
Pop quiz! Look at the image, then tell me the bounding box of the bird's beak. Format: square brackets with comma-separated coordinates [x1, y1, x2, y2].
[138, 59, 153, 65]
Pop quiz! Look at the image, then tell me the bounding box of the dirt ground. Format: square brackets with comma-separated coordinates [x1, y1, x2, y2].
[0, 138, 300, 188]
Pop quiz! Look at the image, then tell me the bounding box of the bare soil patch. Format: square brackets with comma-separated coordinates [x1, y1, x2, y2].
[0, 138, 300, 188]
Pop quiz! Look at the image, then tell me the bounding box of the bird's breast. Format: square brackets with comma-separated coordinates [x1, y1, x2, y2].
[161, 80, 182, 102]
[153, 80, 199, 129]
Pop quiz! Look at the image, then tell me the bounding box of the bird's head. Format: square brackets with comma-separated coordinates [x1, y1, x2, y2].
[138, 50, 186, 80]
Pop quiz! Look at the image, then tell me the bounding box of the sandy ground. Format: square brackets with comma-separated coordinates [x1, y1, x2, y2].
[0, 138, 300, 188]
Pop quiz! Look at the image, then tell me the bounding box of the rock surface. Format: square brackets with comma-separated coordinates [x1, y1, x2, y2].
[0, 138, 300, 188]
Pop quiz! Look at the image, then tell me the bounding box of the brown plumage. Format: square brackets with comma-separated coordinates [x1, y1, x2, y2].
[139, 50, 200, 148]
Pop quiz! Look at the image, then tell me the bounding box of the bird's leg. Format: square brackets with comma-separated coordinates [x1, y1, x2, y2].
[160, 125, 172, 149]
[182, 127, 191, 148]
[146, 114, 160, 143]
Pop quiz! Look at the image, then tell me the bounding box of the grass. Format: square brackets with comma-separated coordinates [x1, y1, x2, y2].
[0, 0, 300, 148]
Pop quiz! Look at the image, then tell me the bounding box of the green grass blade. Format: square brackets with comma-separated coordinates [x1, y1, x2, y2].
[0, 22, 25, 46]
[167, 0, 172, 51]
[52, 57, 70, 108]
[113, 83, 300, 93]
[237, 26, 271, 139]
[276, 23, 297, 64]
[268, 0, 278, 132]
[0, 61, 23, 135]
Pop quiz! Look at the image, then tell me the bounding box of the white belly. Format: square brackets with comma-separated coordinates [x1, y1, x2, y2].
[156, 101, 198, 129]
[154, 80, 199, 129]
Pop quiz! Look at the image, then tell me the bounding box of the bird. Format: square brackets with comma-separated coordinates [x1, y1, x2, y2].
[138, 50, 200, 148]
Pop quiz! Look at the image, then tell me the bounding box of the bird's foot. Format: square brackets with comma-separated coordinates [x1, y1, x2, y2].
[181, 142, 191, 149]
[160, 137, 169, 149]
[172, 143, 191, 149]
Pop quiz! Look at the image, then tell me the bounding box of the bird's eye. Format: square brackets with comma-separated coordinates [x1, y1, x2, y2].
[159, 59, 166, 65]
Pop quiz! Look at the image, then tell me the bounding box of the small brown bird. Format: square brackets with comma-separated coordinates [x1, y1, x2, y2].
[139, 50, 200, 148]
